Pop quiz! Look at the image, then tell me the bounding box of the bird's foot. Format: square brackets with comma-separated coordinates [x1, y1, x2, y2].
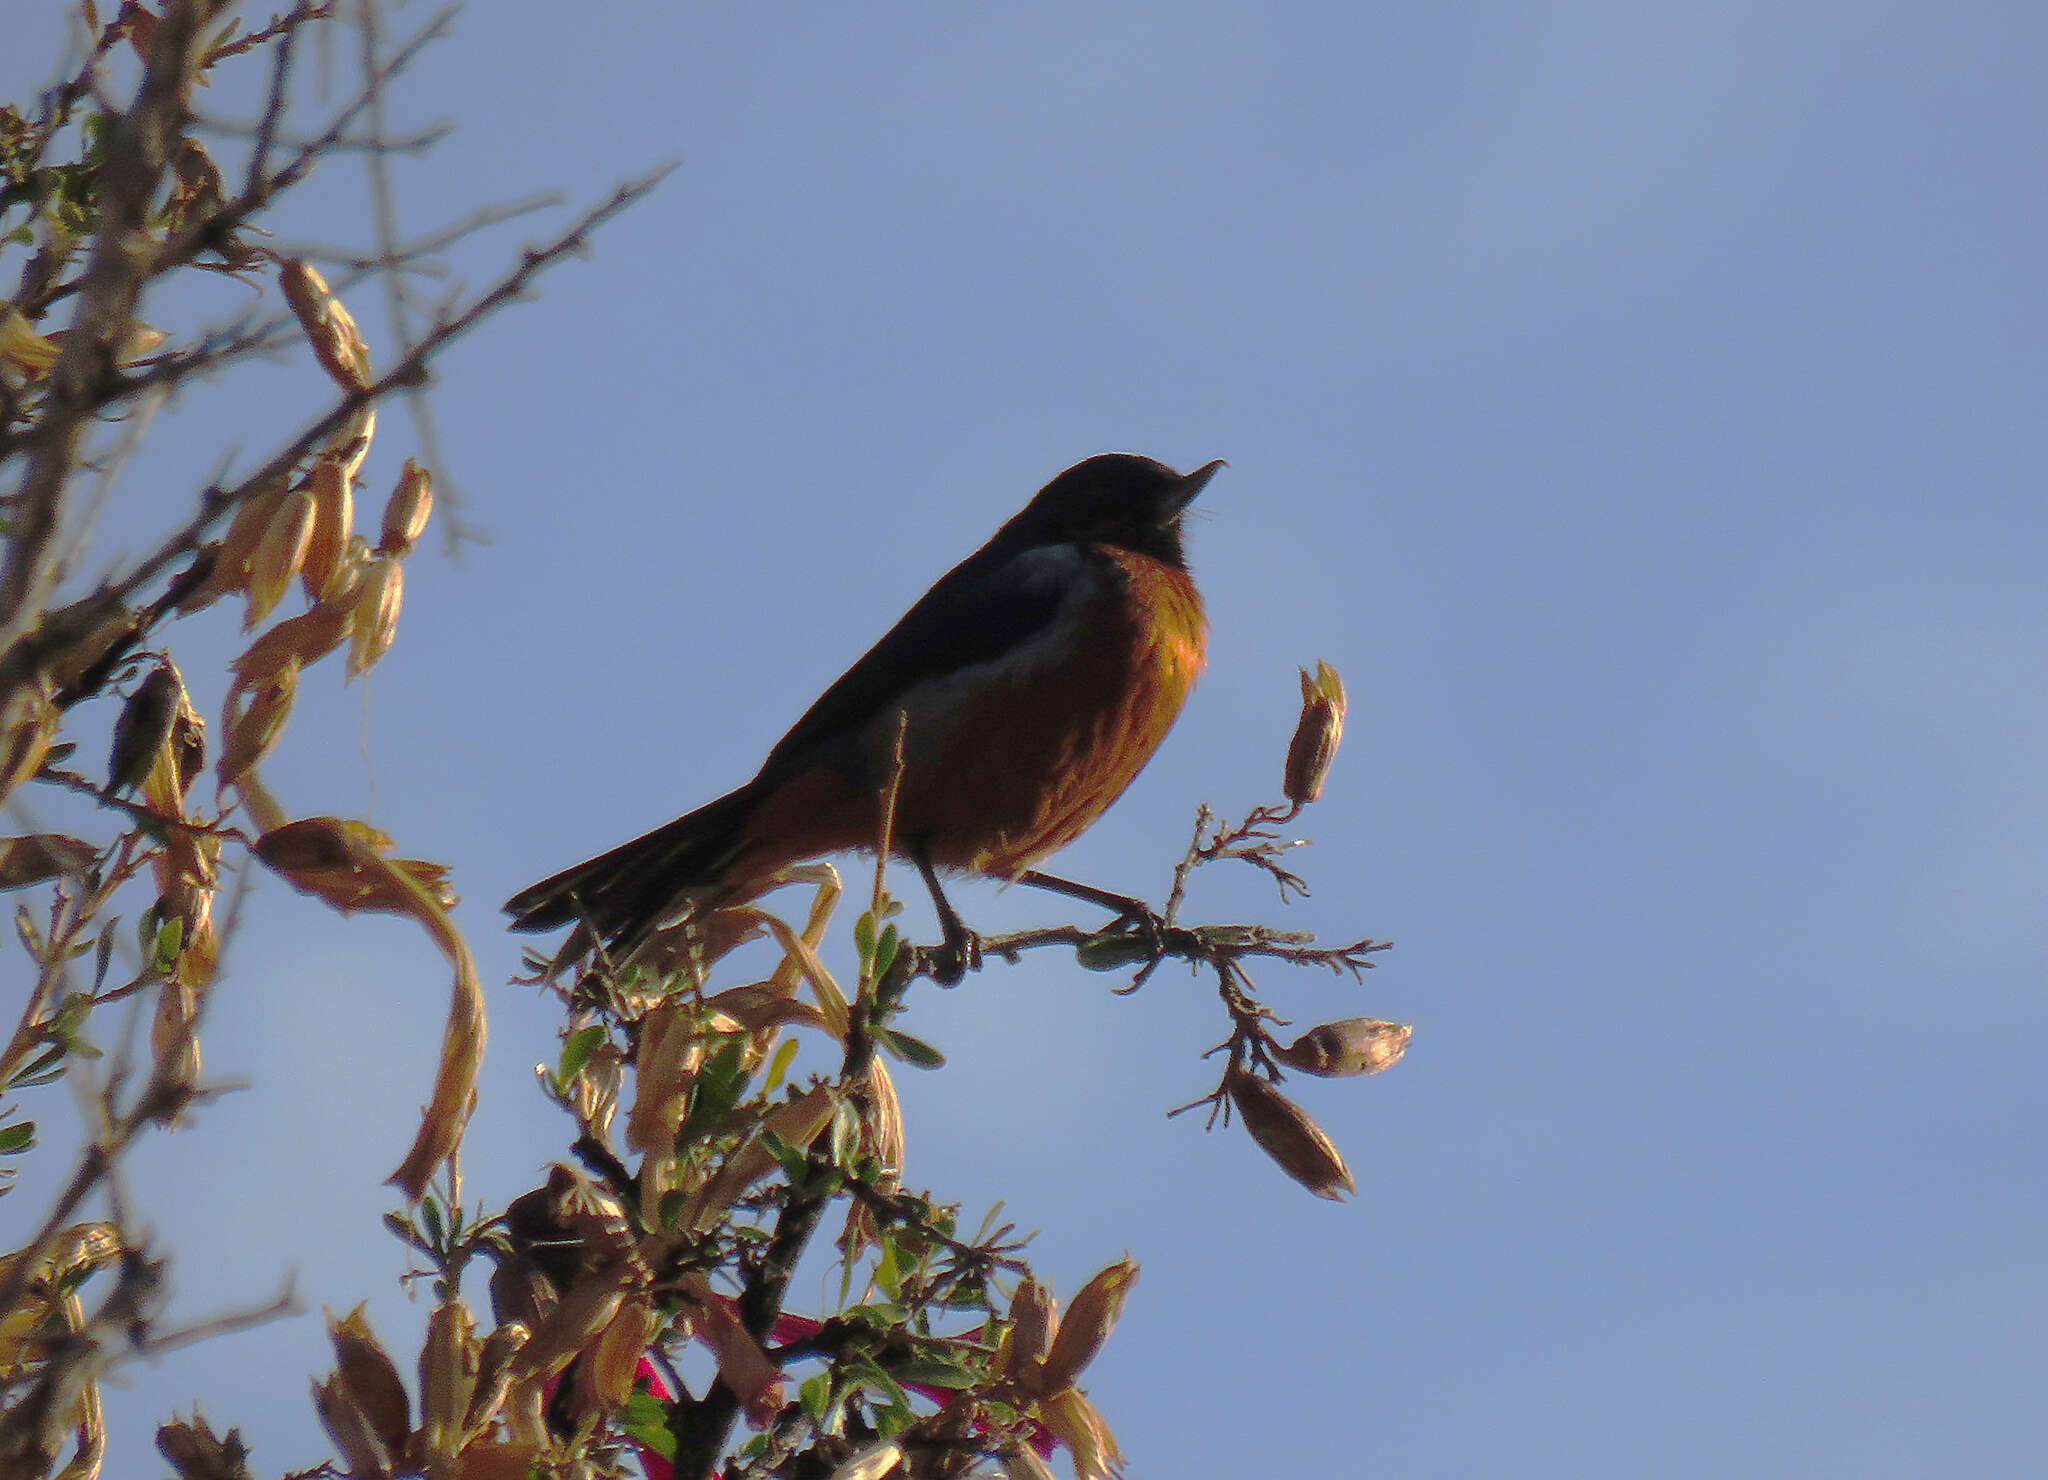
[926, 922, 983, 987]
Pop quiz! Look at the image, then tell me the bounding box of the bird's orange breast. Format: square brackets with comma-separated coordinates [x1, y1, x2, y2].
[902, 546, 1206, 876]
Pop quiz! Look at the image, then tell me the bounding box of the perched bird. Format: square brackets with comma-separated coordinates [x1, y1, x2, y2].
[505, 453, 1222, 971]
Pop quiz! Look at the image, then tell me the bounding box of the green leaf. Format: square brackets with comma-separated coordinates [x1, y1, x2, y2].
[557, 1024, 606, 1084]
[0, 1120, 35, 1154]
[799, 1373, 832, 1421]
[891, 1357, 982, 1390]
[853, 911, 876, 959]
[621, 1391, 676, 1460]
[874, 1028, 945, 1070]
[759, 1128, 810, 1182]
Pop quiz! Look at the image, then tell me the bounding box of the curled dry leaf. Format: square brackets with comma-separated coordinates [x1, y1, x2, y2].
[1227, 1070, 1357, 1201]
[0, 834, 97, 889]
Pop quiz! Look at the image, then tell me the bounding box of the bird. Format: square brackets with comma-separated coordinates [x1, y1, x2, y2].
[505, 452, 1223, 975]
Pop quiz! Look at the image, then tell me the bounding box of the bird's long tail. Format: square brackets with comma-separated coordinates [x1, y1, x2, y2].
[504, 785, 759, 960]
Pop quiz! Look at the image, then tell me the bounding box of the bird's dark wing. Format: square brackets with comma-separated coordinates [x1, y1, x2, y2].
[756, 540, 1082, 781]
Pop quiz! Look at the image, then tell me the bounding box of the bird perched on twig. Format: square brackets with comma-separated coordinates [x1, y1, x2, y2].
[505, 452, 1223, 977]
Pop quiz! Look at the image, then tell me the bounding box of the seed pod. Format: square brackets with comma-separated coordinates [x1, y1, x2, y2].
[347, 557, 404, 677]
[1038, 1255, 1138, 1394]
[218, 657, 299, 791]
[109, 663, 180, 794]
[1272, 1017, 1412, 1078]
[464, 1321, 530, 1437]
[1227, 1069, 1356, 1201]
[378, 458, 434, 555]
[1283, 660, 1346, 805]
[1004, 1278, 1057, 1386]
[279, 259, 372, 390]
[245, 487, 317, 629]
[300, 460, 354, 601]
[418, 1299, 478, 1463]
[312, 1371, 394, 1480]
[0, 672, 58, 809]
[327, 1304, 412, 1461]
[155, 1413, 251, 1480]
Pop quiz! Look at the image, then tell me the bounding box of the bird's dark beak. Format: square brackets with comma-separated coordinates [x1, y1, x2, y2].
[1166, 459, 1226, 518]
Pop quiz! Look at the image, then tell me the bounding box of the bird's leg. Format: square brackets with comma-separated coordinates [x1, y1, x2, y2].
[1015, 869, 1169, 953]
[913, 842, 982, 985]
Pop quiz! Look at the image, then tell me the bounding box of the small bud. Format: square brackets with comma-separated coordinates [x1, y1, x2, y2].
[0, 834, 97, 889]
[1282, 659, 1347, 806]
[1038, 1255, 1138, 1394]
[378, 458, 434, 555]
[299, 460, 354, 601]
[279, 259, 372, 389]
[1272, 1017, 1412, 1078]
[347, 557, 404, 677]
[245, 487, 317, 629]
[109, 663, 180, 794]
[1227, 1070, 1356, 1201]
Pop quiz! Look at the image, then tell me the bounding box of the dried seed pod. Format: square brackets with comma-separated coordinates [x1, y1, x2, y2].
[1038, 1255, 1138, 1394]
[0, 834, 97, 889]
[245, 487, 317, 629]
[464, 1321, 530, 1437]
[1283, 659, 1347, 806]
[327, 1304, 412, 1461]
[279, 259, 371, 389]
[1272, 1017, 1412, 1078]
[311, 1372, 394, 1480]
[1037, 1388, 1124, 1480]
[1004, 1278, 1057, 1385]
[585, 1296, 662, 1410]
[1227, 1070, 1356, 1201]
[347, 557, 404, 677]
[218, 656, 299, 791]
[378, 458, 434, 555]
[109, 662, 180, 794]
[193, 483, 290, 608]
[155, 1412, 253, 1480]
[300, 460, 354, 601]
[417, 1299, 479, 1462]
[231, 600, 353, 685]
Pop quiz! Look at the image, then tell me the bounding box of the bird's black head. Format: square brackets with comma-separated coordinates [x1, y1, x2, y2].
[1005, 453, 1224, 566]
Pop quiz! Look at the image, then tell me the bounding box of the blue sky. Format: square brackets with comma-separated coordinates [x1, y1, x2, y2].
[5, 2, 2045, 1476]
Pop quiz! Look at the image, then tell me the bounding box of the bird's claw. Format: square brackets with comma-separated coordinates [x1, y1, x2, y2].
[929, 924, 983, 986]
